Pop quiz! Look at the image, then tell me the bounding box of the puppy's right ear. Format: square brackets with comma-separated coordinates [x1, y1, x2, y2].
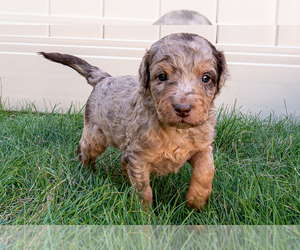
[138, 50, 151, 89]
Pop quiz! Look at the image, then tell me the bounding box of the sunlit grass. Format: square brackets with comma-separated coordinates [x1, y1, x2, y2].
[0, 103, 299, 225]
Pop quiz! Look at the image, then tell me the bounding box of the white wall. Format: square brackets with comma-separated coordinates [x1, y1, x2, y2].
[0, 0, 299, 117]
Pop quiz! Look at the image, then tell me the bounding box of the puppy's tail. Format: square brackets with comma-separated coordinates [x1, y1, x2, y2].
[38, 52, 111, 87]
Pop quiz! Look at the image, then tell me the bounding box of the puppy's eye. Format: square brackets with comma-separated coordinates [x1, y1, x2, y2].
[158, 74, 168, 81]
[201, 75, 211, 84]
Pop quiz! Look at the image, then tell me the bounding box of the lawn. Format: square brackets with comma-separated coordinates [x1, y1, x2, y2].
[0, 102, 299, 225]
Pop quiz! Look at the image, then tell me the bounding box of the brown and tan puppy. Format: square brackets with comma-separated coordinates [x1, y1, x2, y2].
[39, 33, 227, 210]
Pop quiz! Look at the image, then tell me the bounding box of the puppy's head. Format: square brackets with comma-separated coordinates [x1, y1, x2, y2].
[139, 33, 228, 128]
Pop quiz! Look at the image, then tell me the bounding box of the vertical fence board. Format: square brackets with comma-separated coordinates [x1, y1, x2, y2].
[104, 0, 160, 20]
[217, 25, 276, 46]
[0, 25, 48, 36]
[50, 25, 103, 39]
[50, 0, 104, 17]
[0, 0, 48, 14]
[277, 26, 300, 47]
[104, 25, 159, 41]
[217, 0, 277, 24]
[278, 0, 300, 25]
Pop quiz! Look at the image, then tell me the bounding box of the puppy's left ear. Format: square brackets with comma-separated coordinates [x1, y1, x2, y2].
[138, 50, 151, 89]
[213, 49, 228, 95]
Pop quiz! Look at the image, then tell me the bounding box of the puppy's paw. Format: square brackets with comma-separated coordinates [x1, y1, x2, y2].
[186, 185, 211, 210]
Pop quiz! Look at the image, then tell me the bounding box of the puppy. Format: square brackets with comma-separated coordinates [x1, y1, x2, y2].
[39, 33, 227, 210]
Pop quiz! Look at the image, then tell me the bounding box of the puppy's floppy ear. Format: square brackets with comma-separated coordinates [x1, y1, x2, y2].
[138, 50, 151, 89]
[213, 49, 228, 95]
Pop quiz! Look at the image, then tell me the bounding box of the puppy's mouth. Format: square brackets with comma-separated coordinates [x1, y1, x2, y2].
[169, 117, 199, 129]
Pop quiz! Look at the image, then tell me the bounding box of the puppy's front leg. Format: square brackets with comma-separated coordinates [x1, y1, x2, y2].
[122, 155, 153, 209]
[186, 145, 215, 210]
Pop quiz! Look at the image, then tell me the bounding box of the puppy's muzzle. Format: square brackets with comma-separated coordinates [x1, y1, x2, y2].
[173, 103, 192, 118]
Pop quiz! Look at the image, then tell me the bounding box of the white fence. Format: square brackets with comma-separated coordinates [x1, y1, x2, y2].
[0, 0, 300, 117]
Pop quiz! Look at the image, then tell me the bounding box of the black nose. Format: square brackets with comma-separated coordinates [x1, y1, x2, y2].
[173, 103, 192, 117]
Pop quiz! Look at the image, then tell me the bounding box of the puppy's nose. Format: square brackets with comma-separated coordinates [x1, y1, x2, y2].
[173, 103, 192, 117]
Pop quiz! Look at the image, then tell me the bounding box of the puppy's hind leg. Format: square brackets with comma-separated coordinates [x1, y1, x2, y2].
[77, 125, 107, 174]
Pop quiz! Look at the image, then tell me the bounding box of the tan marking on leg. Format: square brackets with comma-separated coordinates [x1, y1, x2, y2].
[186, 146, 215, 210]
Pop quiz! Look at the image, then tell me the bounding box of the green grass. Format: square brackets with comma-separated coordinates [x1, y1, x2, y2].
[0, 103, 299, 225]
